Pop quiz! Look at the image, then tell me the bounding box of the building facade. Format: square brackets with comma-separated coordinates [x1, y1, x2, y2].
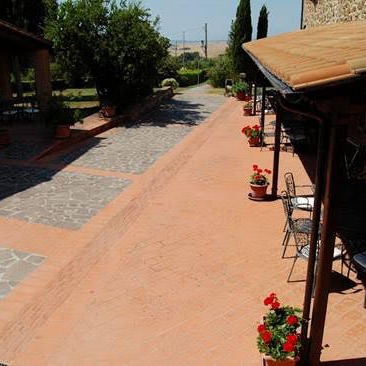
[302, 0, 366, 28]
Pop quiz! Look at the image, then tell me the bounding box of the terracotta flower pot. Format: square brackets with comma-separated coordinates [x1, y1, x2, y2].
[54, 125, 71, 138]
[236, 91, 247, 101]
[250, 183, 268, 199]
[243, 107, 252, 116]
[248, 137, 261, 147]
[102, 105, 117, 117]
[263, 356, 299, 366]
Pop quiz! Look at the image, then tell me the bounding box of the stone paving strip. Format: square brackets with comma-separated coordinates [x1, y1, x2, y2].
[0, 164, 130, 229]
[0, 247, 45, 299]
[52, 89, 226, 174]
[52, 125, 191, 174]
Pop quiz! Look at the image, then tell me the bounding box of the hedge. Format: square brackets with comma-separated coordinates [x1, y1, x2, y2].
[177, 69, 207, 87]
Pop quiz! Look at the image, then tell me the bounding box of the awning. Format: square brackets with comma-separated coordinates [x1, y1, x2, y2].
[243, 20, 366, 91]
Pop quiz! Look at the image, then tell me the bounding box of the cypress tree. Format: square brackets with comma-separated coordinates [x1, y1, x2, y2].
[228, 0, 253, 77]
[257, 5, 269, 40]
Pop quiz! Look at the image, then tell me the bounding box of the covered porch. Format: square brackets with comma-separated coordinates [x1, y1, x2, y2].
[0, 19, 52, 129]
[244, 20, 366, 365]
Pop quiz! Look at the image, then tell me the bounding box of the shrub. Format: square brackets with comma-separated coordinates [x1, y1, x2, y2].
[161, 78, 179, 89]
[178, 69, 206, 87]
[207, 54, 234, 88]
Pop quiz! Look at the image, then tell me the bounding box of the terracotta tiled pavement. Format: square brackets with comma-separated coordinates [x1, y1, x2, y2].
[0, 93, 365, 365]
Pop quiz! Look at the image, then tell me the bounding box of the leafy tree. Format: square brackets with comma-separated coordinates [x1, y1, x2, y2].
[228, 0, 253, 77]
[208, 54, 234, 88]
[257, 5, 269, 40]
[0, 0, 56, 35]
[157, 55, 180, 82]
[46, 0, 170, 106]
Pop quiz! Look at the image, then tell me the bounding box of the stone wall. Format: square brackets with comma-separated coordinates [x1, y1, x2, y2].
[303, 0, 366, 28]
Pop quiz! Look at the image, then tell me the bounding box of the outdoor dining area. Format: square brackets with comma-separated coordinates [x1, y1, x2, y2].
[243, 21, 366, 365]
[0, 96, 40, 124]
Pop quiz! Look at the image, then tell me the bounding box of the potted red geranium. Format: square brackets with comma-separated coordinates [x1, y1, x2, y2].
[249, 165, 271, 199]
[241, 124, 262, 147]
[257, 293, 302, 366]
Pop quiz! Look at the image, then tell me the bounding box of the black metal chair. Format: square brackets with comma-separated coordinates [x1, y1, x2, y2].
[284, 172, 314, 214]
[280, 191, 313, 260]
[281, 191, 342, 282]
[352, 252, 366, 308]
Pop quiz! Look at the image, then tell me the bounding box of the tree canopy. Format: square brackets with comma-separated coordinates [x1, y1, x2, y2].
[257, 5, 269, 40]
[46, 0, 170, 106]
[0, 0, 56, 35]
[228, 0, 253, 76]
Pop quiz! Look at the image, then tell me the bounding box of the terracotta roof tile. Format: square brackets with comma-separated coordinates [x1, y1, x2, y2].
[243, 21, 366, 90]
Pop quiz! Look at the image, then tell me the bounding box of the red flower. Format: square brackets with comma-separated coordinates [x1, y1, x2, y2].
[257, 169, 263, 174]
[261, 330, 272, 343]
[286, 334, 298, 344]
[283, 341, 295, 352]
[287, 315, 299, 326]
[271, 301, 280, 310]
[264, 169, 272, 174]
[264, 292, 277, 306]
[264, 296, 273, 305]
[257, 324, 266, 333]
[253, 125, 260, 130]
[253, 164, 258, 171]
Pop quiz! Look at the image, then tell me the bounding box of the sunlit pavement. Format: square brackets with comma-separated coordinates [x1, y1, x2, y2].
[0, 86, 364, 365]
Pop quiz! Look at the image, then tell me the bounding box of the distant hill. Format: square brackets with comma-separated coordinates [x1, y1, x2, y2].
[169, 40, 228, 58]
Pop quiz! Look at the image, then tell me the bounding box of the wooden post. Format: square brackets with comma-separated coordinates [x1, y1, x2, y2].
[271, 94, 282, 198]
[308, 123, 347, 365]
[34, 49, 52, 109]
[300, 119, 329, 364]
[260, 86, 266, 131]
[0, 52, 13, 100]
[253, 84, 257, 115]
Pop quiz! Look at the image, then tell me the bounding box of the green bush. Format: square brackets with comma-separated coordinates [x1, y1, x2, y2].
[178, 69, 206, 87]
[161, 78, 179, 89]
[208, 54, 234, 88]
[44, 96, 83, 127]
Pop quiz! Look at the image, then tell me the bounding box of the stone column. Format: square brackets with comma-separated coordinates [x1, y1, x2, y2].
[0, 52, 13, 100]
[34, 49, 52, 109]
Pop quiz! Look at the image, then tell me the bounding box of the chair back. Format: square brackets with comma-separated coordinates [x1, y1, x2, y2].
[284, 172, 296, 197]
[281, 191, 294, 229]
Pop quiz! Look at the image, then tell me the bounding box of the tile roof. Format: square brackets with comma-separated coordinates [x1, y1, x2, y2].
[243, 21, 366, 91]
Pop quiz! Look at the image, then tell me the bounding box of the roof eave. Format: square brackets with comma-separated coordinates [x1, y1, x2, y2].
[245, 50, 296, 95]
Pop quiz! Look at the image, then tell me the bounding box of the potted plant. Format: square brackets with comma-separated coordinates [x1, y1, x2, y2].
[241, 124, 262, 146]
[249, 164, 271, 199]
[257, 293, 302, 366]
[243, 100, 253, 116]
[101, 102, 117, 118]
[44, 96, 83, 138]
[232, 81, 250, 101]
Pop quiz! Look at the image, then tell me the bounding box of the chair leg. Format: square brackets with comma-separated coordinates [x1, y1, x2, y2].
[283, 220, 287, 233]
[287, 255, 298, 282]
[282, 231, 293, 259]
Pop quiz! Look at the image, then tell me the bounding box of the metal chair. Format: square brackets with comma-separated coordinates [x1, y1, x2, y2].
[284, 172, 314, 214]
[352, 252, 366, 308]
[281, 191, 342, 282]
[280, 191, 313, 260]
[224, 79, 233, 97]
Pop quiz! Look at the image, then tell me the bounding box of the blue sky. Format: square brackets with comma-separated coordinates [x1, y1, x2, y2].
[141, 0, 302, 41]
